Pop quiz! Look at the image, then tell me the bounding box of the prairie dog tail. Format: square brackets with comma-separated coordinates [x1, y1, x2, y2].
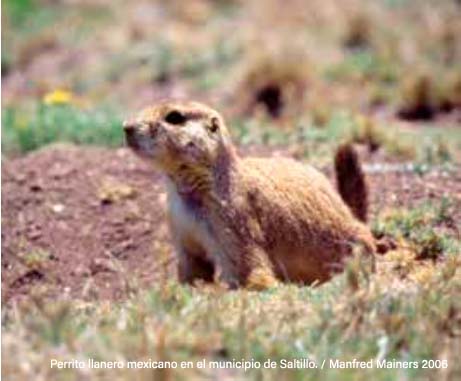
[334, 143, 369, 223]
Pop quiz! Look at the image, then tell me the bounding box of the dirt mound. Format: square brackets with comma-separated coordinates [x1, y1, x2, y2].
[2, 145, 173, 303]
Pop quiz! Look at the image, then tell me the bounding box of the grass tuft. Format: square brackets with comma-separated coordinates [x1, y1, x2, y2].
[2, 103, 123, 154]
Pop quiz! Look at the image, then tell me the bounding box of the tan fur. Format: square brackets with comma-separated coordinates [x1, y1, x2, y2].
[124, 100, 375, 289]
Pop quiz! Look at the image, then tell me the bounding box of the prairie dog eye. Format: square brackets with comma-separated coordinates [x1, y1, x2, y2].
[165, 110, 186, 125]
[208, 117, 219, 133]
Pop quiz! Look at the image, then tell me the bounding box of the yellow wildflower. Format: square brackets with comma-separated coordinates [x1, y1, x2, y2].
[43, 89, 73, 105]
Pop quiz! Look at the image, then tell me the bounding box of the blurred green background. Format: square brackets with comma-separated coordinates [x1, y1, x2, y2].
[2, 0, 460, 161]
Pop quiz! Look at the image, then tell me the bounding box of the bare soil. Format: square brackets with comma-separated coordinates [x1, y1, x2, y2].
[2, 145, 460, 304]
[2, 145, 171, 303]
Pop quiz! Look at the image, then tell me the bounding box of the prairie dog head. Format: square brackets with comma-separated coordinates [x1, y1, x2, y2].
[123, 101, 233, 173]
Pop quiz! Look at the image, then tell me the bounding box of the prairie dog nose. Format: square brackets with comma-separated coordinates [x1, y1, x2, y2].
[123, 120, 137, 133]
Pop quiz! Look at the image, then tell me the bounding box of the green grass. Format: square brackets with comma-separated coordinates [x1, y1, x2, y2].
[2, 104, 123, 154]
[3, 254, 460, 380]
[233, 111, 460, 166]
[372, 201, 460, 259]
[324, 51, 399, 84]
[2, 0, 37, 26]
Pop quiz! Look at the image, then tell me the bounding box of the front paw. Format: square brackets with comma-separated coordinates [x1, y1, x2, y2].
[245, 268, 278, 291]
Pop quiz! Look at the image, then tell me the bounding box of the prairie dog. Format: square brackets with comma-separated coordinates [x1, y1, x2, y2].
[124, 100, 375, 289]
